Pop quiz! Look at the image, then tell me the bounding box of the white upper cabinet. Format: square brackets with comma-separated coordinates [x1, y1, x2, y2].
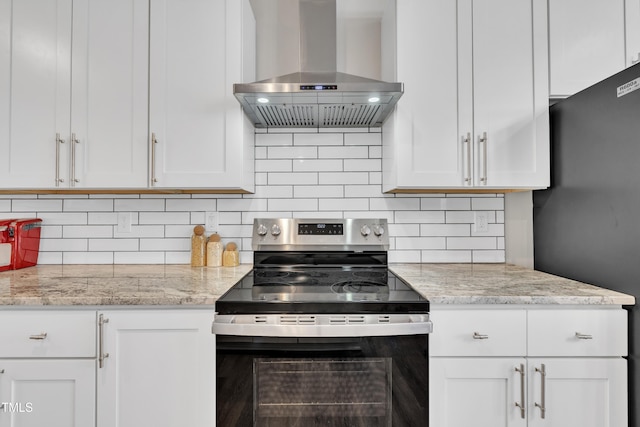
[383, 0, 549, 191]
[71, 0, 149, 188]
[148, 0, 255, 191]
[0, 0, 149, 189]
[0, 0, 72, 188]
[1, 0, 254, 192]
[549, 0, 640, 98]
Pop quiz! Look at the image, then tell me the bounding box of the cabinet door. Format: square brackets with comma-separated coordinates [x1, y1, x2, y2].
[96, 310, 215, 427]
[383, 0, 465, 190]
[70, 0, 149, 188]
[430, 358, 528, 427]
[0, 0, 71, 189]
[527, 358, 627, 427]
[549, 0, 627, 97]
[149, 0, 255, 191]
[0, 359, 95, 427]
[471, 0, 549, 188]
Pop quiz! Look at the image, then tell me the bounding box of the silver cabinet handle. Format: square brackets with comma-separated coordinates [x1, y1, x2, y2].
[535, 364, 546, 419]
[29, 333, 47, 340]
[463, 133, 472, 184]
[98, 314, 109, 368]
[515, 364, 525, 418]
[55, 133, 65, 186]
[479, 132, 488, 184]
[150, 132, 158, 185]
[71, 133, 80, 186]
[575, 332, 593, 340]
[472, 332, 489, 340]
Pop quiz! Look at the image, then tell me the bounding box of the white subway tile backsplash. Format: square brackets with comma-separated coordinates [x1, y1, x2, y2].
[165, 199, 216, 212]
[319, 172, 369, 185]
[293, 159, 342, 172]
[344, 159, 380, 172]
[255, 133, 293, 146]
[268, 172, 318, 186]
[422, 250, 472, 263]
[89, 239, 139, 252]
[113, 252, 164, 264]
[268, 146, 317, 159]
[64, 252, 114, 264]
[115, 199, 164, 212]
[256, 159, 293, 172]
[294, 133, 342, 146]
[139, 212, 190, 225]
[2, 130, 504, 264]
[472, 197, 505, 210]
[318, 146, 368, 159]
[12, 199, 63, 212]
[63, 226, 113, 239]
[344, 132, 381, 146]
[64, 199, 113, 212]
[318, 198, 369, 211]
[294, 185, 343, 198]
[447, 237, 498, 250]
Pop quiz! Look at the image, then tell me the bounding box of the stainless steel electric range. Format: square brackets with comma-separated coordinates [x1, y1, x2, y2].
[213, 218, 431, 427]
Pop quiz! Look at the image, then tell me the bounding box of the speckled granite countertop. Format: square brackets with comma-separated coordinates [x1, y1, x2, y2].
[0, 264, 252, 306]
[390, 264, 635, 305]
[0, 263, 634, 306]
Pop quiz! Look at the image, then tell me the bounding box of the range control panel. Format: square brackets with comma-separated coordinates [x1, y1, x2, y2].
[252, 218, 388, 251]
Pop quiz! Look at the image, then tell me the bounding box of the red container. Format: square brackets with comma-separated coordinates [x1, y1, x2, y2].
[0, 218, 42, 272]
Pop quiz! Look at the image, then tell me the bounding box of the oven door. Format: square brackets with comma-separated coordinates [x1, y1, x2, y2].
[214, 314, 430, 427]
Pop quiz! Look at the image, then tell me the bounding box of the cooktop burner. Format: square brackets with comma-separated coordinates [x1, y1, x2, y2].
[215, 268, 428, 315]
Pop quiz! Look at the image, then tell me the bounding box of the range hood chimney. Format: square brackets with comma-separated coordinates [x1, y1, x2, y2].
[234, 0, 403, 129]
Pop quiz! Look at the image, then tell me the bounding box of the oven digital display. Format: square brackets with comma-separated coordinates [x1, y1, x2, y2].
[298, 223, 343, 235]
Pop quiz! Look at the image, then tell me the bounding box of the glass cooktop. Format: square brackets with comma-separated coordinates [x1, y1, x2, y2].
[215, 267, 429, 315]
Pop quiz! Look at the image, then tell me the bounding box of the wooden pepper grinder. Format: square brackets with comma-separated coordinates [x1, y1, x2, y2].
[222, 242, 239, 267]
[190, 225, 206, 267]
[206, 233, 223, 267]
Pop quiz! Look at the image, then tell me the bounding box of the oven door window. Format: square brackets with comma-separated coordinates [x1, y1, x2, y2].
[216, 335, 428, 427]
[254, 357, 391, 426]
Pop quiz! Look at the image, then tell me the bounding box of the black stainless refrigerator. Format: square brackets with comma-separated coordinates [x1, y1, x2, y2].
[534, 62, 640, 425]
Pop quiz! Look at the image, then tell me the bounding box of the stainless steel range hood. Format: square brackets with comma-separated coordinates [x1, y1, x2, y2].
[234, 0, 403, 128]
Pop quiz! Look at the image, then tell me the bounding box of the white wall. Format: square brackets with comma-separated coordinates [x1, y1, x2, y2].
[0, 129, 506, 265]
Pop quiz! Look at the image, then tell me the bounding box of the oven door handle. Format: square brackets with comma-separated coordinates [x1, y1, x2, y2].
[212, 314, 433, 337]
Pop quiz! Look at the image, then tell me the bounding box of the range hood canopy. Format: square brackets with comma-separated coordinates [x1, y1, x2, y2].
[234, 0, 403, 128]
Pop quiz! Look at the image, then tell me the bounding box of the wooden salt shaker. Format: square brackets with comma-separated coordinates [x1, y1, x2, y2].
[206, 233, 223, 267]
[222, 242, 239, 267]
[190, 225, 206, 267]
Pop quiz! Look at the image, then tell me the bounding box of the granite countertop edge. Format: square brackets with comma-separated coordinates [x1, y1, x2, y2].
[0, 263, 635, 307]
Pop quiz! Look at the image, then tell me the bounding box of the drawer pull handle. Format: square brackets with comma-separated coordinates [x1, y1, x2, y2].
[29, 333, 48, 340]
[575, 332, 593, 340]
[473, 332, 489, 340]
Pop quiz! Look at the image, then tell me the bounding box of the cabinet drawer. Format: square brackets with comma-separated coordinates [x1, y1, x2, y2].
[0, 311, 96, 358]
[429, 310, 526, 356]
[528, 309, 627, 356]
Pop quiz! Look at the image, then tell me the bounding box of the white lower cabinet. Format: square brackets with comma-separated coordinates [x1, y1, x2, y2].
[0, 360, 96, 427]
[0, 310, 97, 427]
[96, 309, 215, 427]
[429, 306, 628, 427]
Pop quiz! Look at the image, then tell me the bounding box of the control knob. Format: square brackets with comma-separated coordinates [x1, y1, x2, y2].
[360, 225, 371, 237]
[373, 224, 385, 237]
[271, 224, 281, 236]
[256, 224, 268, 236]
